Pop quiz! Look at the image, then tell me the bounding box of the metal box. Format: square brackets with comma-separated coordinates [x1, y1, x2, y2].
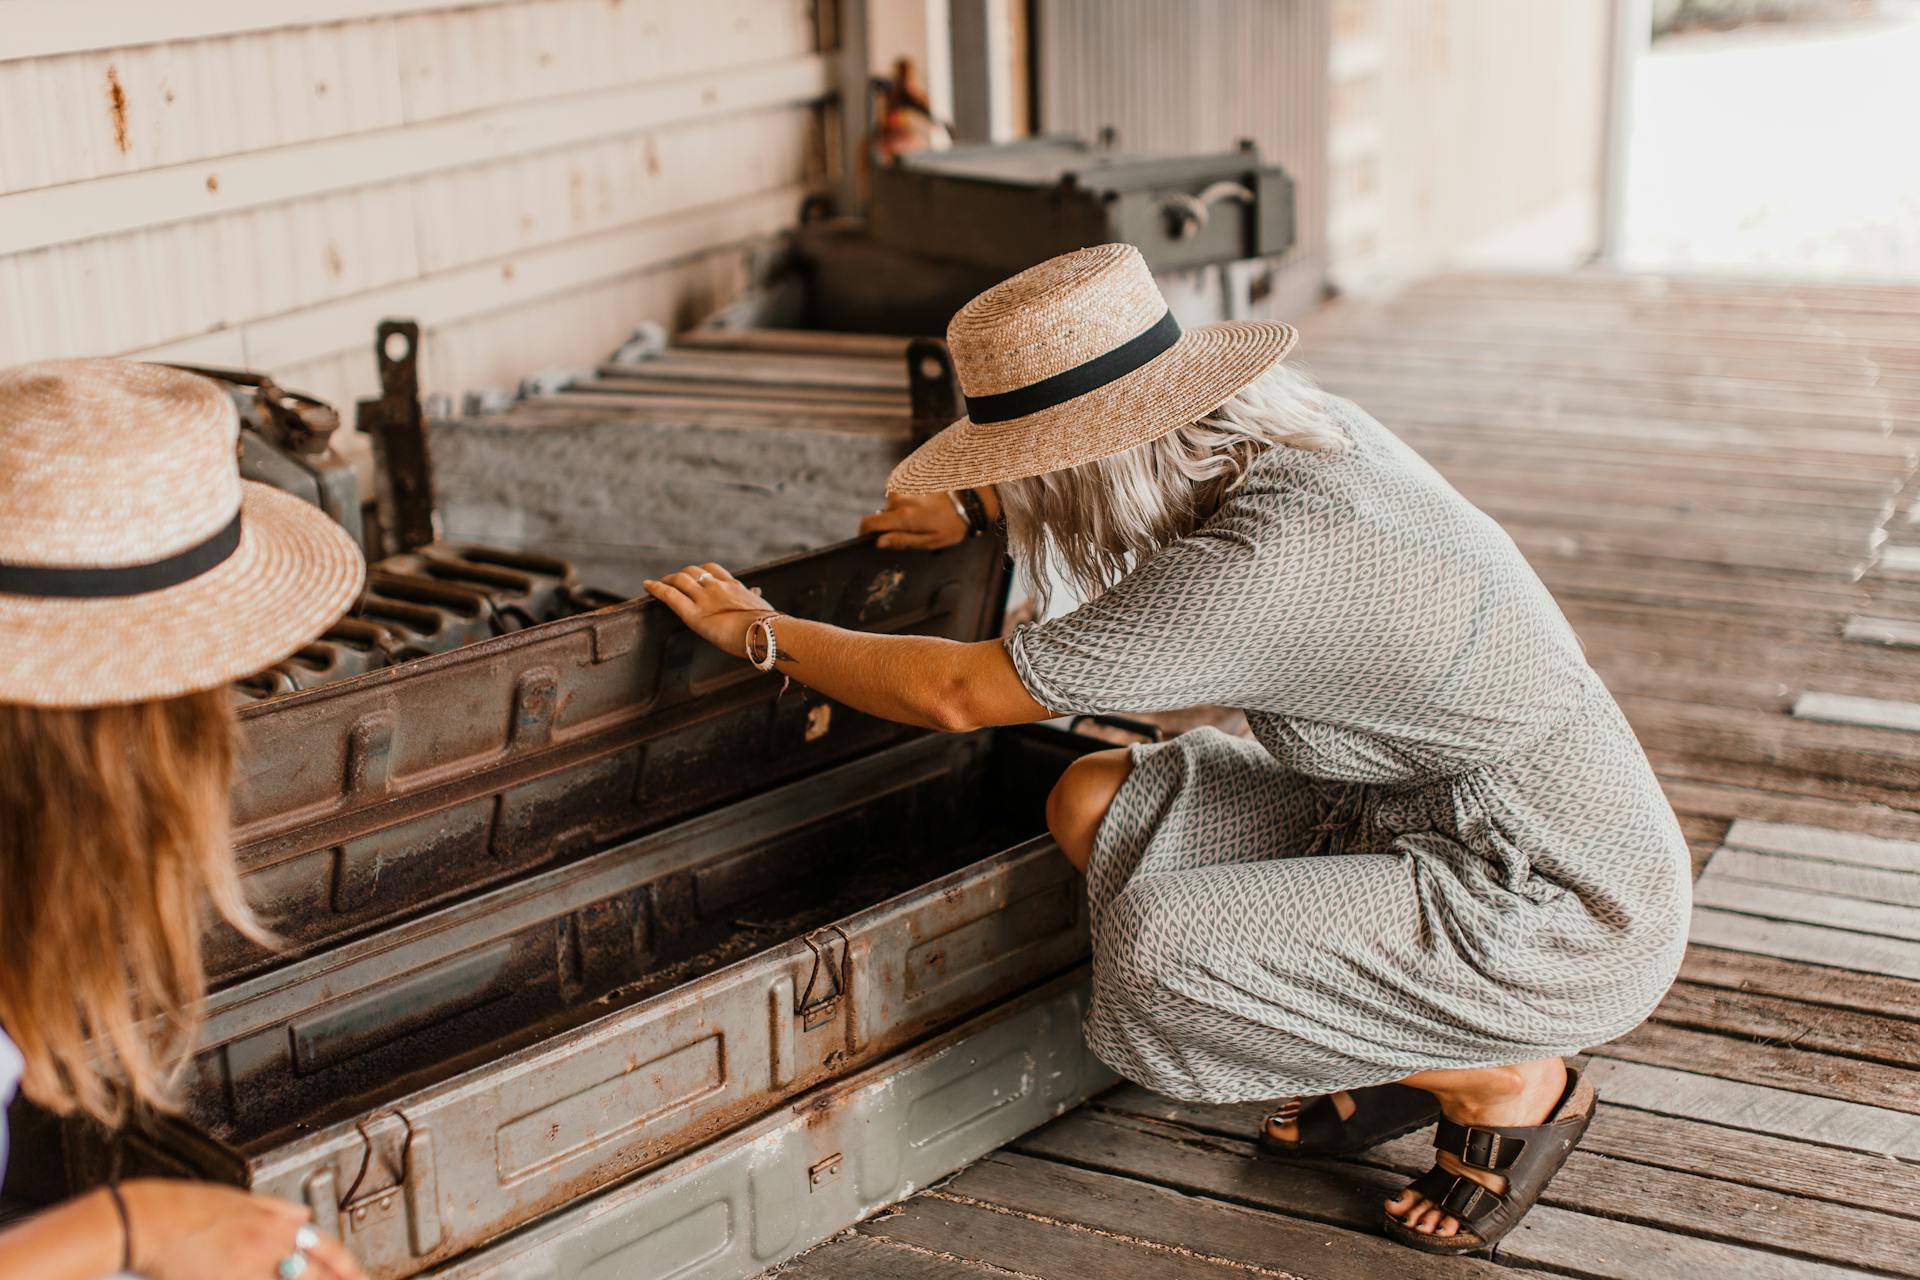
[868, 135, 1296, 274]
[208, 534, 1009, 984]
[52, 535, 1108, 1277]
[431, 970, 1115, 1279]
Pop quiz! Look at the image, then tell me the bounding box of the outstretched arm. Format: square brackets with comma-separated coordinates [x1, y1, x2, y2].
[642, 562, 1050, 733]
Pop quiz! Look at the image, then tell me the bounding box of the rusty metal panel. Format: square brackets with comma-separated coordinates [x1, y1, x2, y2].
[427, 970, 1114, 1279]
[210, 534, 1009, 983]
[73, 727, 1095, 1276]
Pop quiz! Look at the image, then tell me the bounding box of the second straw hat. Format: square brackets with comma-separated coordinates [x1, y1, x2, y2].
[0, 359, 366, 707]
[888, 242, 1296, 494]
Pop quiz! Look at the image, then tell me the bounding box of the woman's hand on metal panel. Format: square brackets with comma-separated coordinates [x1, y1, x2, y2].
[123, 1180, 366, 1280]
[644, 559, 1049, 732]
[0, 1180, 371, 1280]
[643, 563, 771, 656]
[858, 492, 968, 550]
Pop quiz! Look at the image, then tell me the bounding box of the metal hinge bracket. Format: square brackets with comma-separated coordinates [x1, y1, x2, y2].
[796, 925, 850, 1031]
[334, 1109, 445, 1256]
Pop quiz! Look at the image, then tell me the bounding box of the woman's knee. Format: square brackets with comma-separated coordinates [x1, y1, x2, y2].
[1046, 747, 1133, 873]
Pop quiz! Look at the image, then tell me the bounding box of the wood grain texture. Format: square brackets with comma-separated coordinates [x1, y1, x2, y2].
[1600, 1020, 1920, 1114]
[1692, 874, 1920, 941]
[1689, 907, 1920, 980]
[1679, 945, 1920, 1020]
[1649, 982, 1920, 1068]
[942, 1152, 1520, 1279]
[771, 1231, 1026, 1279]
[1090, 1081, 1920, 1220]
[1723, 820, 1920, 870]
[1011, 1107, 1878, 1280]
[1702, 847, 1920, 908]
[1578, 1057, 1920, 1159]
[1847, 615, 1920, 647]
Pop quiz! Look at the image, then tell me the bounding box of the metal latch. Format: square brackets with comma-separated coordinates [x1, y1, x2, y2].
[315, 1110, 445, 1256]
[796, 925, 850, 1031]
[808, 1152, 843, 1190]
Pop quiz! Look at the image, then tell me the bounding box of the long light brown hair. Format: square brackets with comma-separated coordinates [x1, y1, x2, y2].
[0, 689, 259, 1124]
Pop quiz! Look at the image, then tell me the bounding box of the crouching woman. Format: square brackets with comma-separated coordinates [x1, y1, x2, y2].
[644, 244, 1690, 1256]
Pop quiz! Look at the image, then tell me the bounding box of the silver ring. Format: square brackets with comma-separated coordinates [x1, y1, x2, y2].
[294, 1226, 320, 1252]
[694, 571, 714, 585]
[276, 1251, 310, 1280]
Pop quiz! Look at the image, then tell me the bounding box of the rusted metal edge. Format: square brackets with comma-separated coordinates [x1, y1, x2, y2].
[429, 969, 1115, 1280]
[207, 537, 1009, 982]
[88, 819, 1090, 1274]
[232, 535, 1004, 845]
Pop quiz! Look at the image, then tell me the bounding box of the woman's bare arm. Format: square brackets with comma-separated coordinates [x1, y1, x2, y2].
[642, 562, 1051, 733]
[0, 1190, 120, 1278]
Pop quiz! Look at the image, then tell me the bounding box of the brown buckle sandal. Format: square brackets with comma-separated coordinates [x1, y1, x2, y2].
[1259, 1082, 1441, 1158]
[1383, 1066, 1597, 1256]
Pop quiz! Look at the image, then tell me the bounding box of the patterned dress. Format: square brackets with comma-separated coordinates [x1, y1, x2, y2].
[1005, 396, 1692, 1103]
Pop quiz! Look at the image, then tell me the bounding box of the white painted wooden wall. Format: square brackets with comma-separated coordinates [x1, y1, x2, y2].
[1327, 0, 1614, 290]
[0, 0, 834, 411]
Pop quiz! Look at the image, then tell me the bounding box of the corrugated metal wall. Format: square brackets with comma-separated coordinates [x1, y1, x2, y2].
[0, 0, 833, 409]
[1034, 0, 1333, 315]
[1034, 0, 1612, 299]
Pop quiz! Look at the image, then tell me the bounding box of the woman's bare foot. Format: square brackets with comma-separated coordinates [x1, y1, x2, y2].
[1383, 1057, 1568, 1238]
[1264, 1090, 1356, 1143]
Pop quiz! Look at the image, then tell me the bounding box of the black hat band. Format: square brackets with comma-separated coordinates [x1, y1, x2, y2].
[963, 309, 1183, 425]
[0, 511, 243, 598]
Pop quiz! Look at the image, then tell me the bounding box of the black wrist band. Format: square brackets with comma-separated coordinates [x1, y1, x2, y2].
[956, 488, 992, 538]
[106, 1182, 133, 1272]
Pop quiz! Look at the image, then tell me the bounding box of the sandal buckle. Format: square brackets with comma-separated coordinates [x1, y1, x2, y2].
[1461, 1126, 1521, 1169]
[1463, 1127, 1496, 1167]
[1440, 1175, 1494, 1220]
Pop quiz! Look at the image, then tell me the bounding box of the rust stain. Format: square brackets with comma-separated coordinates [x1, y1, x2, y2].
[105, 65, 130, 153]
[644, 137, 661, 177]
[324, 243, 345, 278]
[568, 169, 588, 227]
[205, 174, 220, 193]
[862, 567, 906, 618]
[501, 263, 516, 282]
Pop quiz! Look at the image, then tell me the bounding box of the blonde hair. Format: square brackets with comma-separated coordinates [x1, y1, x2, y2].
[0, 689, 261, 1125]
[998, 363, 1343, 613]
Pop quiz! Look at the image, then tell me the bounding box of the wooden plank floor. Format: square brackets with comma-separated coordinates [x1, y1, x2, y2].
[771, 271, 1920, 1279]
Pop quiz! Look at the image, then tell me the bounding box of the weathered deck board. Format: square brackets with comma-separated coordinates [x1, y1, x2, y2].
[1679, 945, 1920, 1018]
[1650, 981, 1920, 1067]
[1092, 1079, 1920, 1216]
[767, 271, 1920, 1277]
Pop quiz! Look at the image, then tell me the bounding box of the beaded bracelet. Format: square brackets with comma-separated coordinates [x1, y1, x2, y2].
[955, 488, 994, 538]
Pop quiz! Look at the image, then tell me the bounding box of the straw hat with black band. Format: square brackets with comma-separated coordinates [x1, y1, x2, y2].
[888, 242, 1298, 495]
[0, 359, 365, 708]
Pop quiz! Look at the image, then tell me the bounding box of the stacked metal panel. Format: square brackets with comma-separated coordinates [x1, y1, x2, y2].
[45, 531, 1111, 1278]
[428, 329, 949, 598]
